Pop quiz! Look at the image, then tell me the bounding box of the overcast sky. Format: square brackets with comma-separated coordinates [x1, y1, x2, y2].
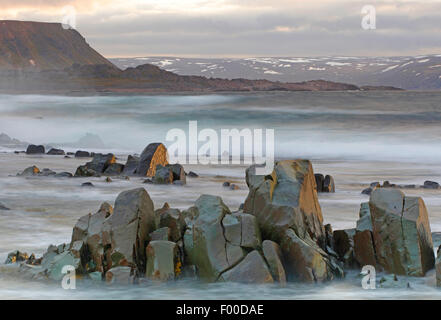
[1, 0, 440, 58]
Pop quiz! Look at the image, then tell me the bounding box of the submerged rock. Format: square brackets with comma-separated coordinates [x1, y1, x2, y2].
[137, 143, 169, 177]
[122, 155, 139, 175]
[153, 165, 173, 184]
[75, 150, 91, 158]
[18, 166, 40, 176]
[104, 163, 124, 176]
[0, 202, 10, 210]
[47, 148, 65, 155]
[188, 171, 199, 178]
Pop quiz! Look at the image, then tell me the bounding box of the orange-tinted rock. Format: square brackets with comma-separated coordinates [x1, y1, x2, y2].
[137, 143, 169, 177]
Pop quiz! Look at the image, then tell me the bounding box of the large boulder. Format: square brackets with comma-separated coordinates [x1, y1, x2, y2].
[146, 240, 181, 281]
[26, 144, 45, 154]
[153, 165, 173, 184]
[122, 155, 140, 175]
[85, 153, 116, 174]
[369, 188, 435, 276]
[137, 143, 169, 177]
[219, 250, 274, 284]
[105, 188, 156, 273]
[191, 195, 247, 282]
[47, 148, 65, 155]
[243, 160, 342, 282]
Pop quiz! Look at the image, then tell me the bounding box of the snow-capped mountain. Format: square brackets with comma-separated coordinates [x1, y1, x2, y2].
[110, 55, 441, 90]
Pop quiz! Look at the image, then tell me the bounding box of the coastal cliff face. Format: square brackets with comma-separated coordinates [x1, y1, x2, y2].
[0, 20, 113, 70]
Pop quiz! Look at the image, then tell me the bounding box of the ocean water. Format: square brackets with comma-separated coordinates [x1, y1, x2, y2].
[1, 91, 441, 299]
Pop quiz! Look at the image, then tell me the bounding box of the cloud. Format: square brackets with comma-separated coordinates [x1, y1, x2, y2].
[1, 0, 440, 57]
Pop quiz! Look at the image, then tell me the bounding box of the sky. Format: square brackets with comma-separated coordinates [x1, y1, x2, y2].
[1, 0, 440, 58]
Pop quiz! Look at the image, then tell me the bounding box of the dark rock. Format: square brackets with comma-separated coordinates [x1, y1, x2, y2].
[230, 184, 240, 190]
[103, 163, 124, 176]
[168, 164, 186, 184]
[370, 182, 380, 188]
[157, 208, 186, 242]
[105, 177, 112, 183]
[314, 174, 325, 192]
[85, 153, 116, 173]
[5, 250, 29, 264]
[223, 181, 231, 187]
[75, 150, 90, 158]
[323, 175, 335, 193]
[354, 230, 377, 268]
[423, 180, 440, 189]
[143, 179, 153, 184]
[47, 148, 65, 155]
[81, 182, 94, 188]
[39, 168, 56, 176]
[26, 145, 45, 154]
[136, 143, 169, 177]
[188, 171, 199, 178]
[122, 155, 139, 175]
[0, 202, 10, 210]
[153, 165, 173, 184]
[74, 165, 97, 177]
[361, 187, 373, 195]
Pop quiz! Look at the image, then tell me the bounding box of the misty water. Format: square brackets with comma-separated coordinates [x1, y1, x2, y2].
[1, 91, 441, 299]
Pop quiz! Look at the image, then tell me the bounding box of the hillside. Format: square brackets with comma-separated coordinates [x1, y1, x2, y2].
[111, 55, 441, 90]
[0, 20, 114, 70]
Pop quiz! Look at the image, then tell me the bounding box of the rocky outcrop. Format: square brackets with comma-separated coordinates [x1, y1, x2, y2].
[243, 160, 342, 282]
[26, 144, 45, 154]
[47, 148, 65, 155]
[369, 188, 434, 276]
[315, 174, 335, 193]
[137, 143, 169, 177]
[262, 240, 286, 285]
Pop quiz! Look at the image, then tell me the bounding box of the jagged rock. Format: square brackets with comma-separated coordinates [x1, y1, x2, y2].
[168, 164, 186, 184]
[75, 165, 97, 177]
[47, 148, 65, 155]
[153, 165, 173, 184]
[188, 171, 199, 178]
[75, 150, 90, 158]
[361, 188, 373, 195]
[122, 155, 139, 175]
[314, 174, 324, 193]
[333, 229, 356, 268]
[85, 153, 116, 174]
[219, 250, 274, 284]
[423, 181, 440, 189]
[230, 213, 261, 249]
[281, 229, 342, 282]
[5, 250, 29, 264]
[150, 227, 171, 241]
[146, 240, 181, 281]
[323, 175, 335, 193]
[136, 143, 169, 177]
[26, 144, 45, 154]
[157, 208, 186, 242]
[0, 202, 10, 210]
[19, 165, 40, 176]
[243, 160, 343, 282]
[105, 188, 156, 273]
[104, 163, 124, 176]
[369, 188, 435, 276]
[262, 240, 286, 285]
[71, 202, 113, 273]
[105, 266, 136, 285]
[191, 195, 246, 282]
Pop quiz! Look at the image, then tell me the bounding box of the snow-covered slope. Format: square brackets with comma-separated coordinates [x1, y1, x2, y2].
[110, 55, 441, 90]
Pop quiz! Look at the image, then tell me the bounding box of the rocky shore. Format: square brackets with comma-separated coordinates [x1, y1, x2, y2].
[4, 143, 441, 288]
